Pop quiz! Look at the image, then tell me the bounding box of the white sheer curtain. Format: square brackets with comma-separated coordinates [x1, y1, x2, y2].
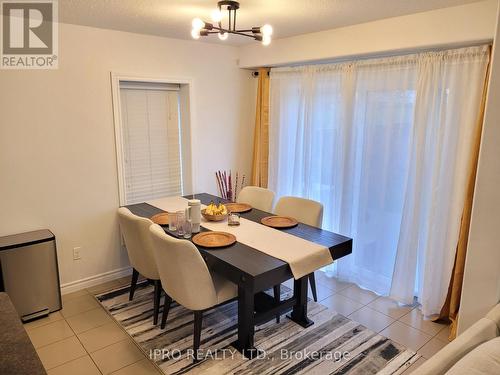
[268, 46, 489, 316]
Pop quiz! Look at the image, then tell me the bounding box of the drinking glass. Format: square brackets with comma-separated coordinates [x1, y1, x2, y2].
[183, 219, 192, 239]
[176, 211, 186, 236]
[168, 212, 178, 232]
[228, 212, 240, 226]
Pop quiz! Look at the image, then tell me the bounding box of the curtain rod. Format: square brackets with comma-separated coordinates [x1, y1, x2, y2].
[251, 71, 270, 77]
[249, 40, 492, 74]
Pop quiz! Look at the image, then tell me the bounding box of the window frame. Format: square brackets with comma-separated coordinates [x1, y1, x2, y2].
[110, 73, 194, 206]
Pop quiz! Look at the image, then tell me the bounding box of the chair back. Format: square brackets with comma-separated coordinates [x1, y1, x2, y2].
[237, 186, 275, 212]
[117, 208, 159, 280]
[149, 224, 218, 311]
[274, 196, 323, 228]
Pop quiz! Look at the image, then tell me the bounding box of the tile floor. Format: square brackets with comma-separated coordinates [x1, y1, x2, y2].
[24, 273, 451, 374]
[313, 272, 452, 373]
[25, 277, 161, 375]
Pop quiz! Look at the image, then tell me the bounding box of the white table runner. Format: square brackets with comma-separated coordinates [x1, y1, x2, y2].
[146, 196, 334, 279]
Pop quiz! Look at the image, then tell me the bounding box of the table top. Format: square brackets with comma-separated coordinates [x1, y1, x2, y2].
[126, 193, 352, 290]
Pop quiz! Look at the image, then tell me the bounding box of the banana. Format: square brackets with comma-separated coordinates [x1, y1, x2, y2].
[204, 201, 227, 216]
[205, 201, 217, 215]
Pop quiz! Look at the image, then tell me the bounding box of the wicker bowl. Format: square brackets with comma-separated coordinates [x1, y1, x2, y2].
[201, 209, 228, 222]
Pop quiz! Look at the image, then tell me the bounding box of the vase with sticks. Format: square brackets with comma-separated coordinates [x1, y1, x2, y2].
[216, 170, 246, 202]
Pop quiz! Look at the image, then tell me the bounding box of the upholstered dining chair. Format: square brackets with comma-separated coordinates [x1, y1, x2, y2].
[117, 207, 162, 325]
[273, 196, 324, 305]
[237, 186, 275, 212]
[149, 224, 238, 358]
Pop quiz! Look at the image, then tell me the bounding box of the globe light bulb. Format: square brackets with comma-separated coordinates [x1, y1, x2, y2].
[262, 35, 271, 46]
[261, 24, 273, 36]
[218, 32, 228, 41]
[211, 9, 223, 23]
[192, 18, 204, 30]
[191, 28, 200, 39]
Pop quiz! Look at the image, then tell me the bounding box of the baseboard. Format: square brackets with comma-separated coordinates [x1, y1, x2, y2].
[60, 266, 132, 295]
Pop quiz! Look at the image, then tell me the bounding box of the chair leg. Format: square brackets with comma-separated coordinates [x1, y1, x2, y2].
[309, 273, 318, 302]
[161, 294, 172, 329]
[129, 268, 139, 301]
[153, 280, 162, 325]
[273, 284, 281, 323]
[193, 311, 203, 362]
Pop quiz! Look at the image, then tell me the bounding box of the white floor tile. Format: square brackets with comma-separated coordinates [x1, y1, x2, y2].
[381, 321, 432, 351]
[320, 294, 364, 316]
[349, 306, 395, 332]
[367, 296, 415, 319]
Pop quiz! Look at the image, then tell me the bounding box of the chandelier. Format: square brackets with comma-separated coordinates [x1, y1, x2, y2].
[191, 1, 273, 45]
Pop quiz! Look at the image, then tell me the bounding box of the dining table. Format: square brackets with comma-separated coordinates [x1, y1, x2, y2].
[126, 193, 352, 358]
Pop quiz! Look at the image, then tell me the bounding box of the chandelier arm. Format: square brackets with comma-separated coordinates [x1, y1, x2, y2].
[210, 26, 258, 38]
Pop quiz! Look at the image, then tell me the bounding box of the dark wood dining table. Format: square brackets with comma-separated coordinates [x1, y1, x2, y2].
[126, 193, 352, 358]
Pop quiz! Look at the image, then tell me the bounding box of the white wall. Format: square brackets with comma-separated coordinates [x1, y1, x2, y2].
[238, 0, 497, 68]
[0, 23, 255, 290]
[459, 1, 500, 333]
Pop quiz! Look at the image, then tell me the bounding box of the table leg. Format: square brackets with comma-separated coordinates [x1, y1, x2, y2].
[288, 276, 314, 328]
[231, 284, 262, 358]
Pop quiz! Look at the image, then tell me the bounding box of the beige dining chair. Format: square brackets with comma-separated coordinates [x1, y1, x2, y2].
[237, 186, 275, 212]
[149, 224, 238, 358]
[274, 196, 324, 228]
[273, 196, 324, 305]
[117, 208, 162, 325]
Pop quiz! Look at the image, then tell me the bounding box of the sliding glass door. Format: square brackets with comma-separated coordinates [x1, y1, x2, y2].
[269, 46, 489, 316]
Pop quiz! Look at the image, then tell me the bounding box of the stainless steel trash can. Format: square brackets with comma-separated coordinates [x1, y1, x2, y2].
[0, 230, 62, 322]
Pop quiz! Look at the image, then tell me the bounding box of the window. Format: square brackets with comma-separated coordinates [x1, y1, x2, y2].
[113, 79, 190, 205]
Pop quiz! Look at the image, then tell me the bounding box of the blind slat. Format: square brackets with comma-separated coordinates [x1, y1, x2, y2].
[120, 85, 183, 204]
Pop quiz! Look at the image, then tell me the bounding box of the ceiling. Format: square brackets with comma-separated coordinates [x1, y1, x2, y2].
[60, 0, 484, 45]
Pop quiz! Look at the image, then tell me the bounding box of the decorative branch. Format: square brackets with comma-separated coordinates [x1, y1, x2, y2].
[228, 171, 233, 201]
[241, 174, 246, 192]
[234, 172, 239, 200]
[215, 171, 224, 199]
[215, 170, 246, 202]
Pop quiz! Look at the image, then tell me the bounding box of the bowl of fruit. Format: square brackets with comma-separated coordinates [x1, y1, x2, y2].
[201, 202, 228, 222]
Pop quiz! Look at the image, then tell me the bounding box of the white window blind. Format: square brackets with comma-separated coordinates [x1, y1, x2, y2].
[119, 82, 183, 204]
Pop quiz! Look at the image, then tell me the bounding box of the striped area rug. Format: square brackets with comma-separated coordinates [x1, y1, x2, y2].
[95, 281, 419, 374]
